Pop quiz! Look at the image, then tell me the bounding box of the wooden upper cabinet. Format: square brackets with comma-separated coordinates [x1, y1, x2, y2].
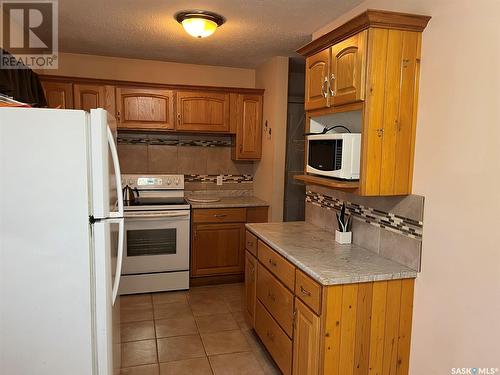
[115, 87, 175, 131]
[73, 84, 116, 116]
[233, 94, 263, 160]
[176, 91, 230, 132]
[297, 9, 431, 196]
[330, 31, 367, 106]
[41, 81, 73, 109]
[304, 48, 330, 111]
[74, 84, 105, 111]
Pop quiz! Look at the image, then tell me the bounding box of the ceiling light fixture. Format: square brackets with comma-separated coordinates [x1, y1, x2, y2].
[175, 10, 225, 38]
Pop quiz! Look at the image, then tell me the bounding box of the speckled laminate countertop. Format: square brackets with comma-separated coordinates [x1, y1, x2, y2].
[188, 196, 269, 209]
[245, 221, 417, 286]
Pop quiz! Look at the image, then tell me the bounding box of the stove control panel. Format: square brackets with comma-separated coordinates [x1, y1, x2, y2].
[121, 174, 184, 189]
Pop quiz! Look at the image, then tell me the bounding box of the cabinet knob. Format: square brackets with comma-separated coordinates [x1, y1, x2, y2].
[268, 258, 277, 267]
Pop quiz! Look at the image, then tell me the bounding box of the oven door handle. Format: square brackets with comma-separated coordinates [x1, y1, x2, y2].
[126, 212, 190, 219]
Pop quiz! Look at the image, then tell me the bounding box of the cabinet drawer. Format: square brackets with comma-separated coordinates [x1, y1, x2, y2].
[257, 263, 294, 337]
[192, 208, 246, 223]
[295, 269, 322, 315]
[245, 231, 257, 256]
[255, 300, 292, 375]
[258, 241, 295, 290]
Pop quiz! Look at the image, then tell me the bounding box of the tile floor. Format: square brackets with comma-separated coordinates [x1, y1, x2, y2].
[120, 283, 281, 375]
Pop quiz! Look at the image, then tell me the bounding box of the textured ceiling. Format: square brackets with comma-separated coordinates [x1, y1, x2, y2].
[58, 0, 362, 68]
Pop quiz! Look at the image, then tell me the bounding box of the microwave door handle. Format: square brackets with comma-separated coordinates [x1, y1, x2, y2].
[107, 126, 124, 218]
[111, 218, 124, 305]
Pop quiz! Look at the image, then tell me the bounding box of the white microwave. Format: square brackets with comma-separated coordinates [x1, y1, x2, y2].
[306, 133, 361, 180]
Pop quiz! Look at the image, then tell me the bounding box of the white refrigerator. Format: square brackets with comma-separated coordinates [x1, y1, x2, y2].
[0, 108, 124, 375]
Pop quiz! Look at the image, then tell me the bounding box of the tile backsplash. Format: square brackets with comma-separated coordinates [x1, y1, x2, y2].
[305, 185, 424, 271]
[117, 133, 254, 191]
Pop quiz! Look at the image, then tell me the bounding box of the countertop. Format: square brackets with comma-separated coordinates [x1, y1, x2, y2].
[245, 221, 417, 286]
[188, 196, 269, 209]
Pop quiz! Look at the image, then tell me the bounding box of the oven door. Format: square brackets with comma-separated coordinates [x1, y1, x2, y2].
[122, 211, 190, 274]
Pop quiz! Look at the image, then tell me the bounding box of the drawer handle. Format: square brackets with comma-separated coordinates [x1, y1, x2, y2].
[300, 286, 312, 297]
[266, 330, 275, 341]
[247, 241, 253, 246]
[268, 258, 277, 267]
[267, 290, 276, 302]
[214, 214, 227, 218]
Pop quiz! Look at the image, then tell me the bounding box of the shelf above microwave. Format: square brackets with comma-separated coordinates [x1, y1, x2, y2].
[294, 174, 359, 191]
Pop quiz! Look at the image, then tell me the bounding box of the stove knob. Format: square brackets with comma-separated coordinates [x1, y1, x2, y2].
[174, 177, 180, 185]
[166, 178, 172, 186]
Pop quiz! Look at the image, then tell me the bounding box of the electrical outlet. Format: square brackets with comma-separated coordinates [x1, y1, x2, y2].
[217, 175, 223, 185]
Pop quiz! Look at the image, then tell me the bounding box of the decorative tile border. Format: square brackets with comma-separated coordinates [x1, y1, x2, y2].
[306, 190, 423, 239]
[117, 136, 232, 147]
[185, 174, 253, 184]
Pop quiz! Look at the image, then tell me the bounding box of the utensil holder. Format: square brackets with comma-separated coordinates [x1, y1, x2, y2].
[335, 230, 352, 244]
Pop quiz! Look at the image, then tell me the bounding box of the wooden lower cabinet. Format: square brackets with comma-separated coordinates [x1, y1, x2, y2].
[255, 300, 293, 375]
[191, 207, 268, 285]
[191, 222, 245, 277]
[293, 298, 320, 375]
[246, 234, 416, 375]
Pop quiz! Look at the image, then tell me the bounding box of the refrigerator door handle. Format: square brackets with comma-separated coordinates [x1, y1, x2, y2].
[111, 217, 124, 305]
[107, 126, 124, 218]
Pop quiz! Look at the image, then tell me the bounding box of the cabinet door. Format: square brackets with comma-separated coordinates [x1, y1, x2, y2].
[116, 87, 175, 130]
[331, 31, 367, 106]
[234, 94, 263, 160]
[191, 223, 245, 277]
[305, 48, 330, 111]
[244, 251, 257, 328]
[177, 91, 230, 132]
[292, 298, 321, 375]
[74, 84, 105, 111]
[41, 81, 73, 109]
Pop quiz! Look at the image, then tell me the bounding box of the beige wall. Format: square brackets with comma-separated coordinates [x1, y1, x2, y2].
[312, 1, 500, 373]
[38, 52, 256, 88]
[253, 57, 289, 222]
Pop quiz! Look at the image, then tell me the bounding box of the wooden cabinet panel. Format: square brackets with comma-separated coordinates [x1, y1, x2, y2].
[305, 49, 330, 111]
[245, 230, 257, 257]
[244, 251, 257, 328]
[292, 298, 321, 375]
[331, 31, 367, 106]
[191, 223, 245, 277]
[361, 29, 421, 196]
[257, 263, 294, 337]
[41, 81, 73, 109]
[233, 94, 263, 160]
[192, 208, 246, 223]
[257, 240, 295, 290]
[246, 207, 269, 223]
[176, 91, 230, 132]
[116, 87, 174, 130]
[74, 84, 105, 111]
[295, 269, 322, 315]
[74, 84, 116, 116]
[255, 300, 292, 375]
